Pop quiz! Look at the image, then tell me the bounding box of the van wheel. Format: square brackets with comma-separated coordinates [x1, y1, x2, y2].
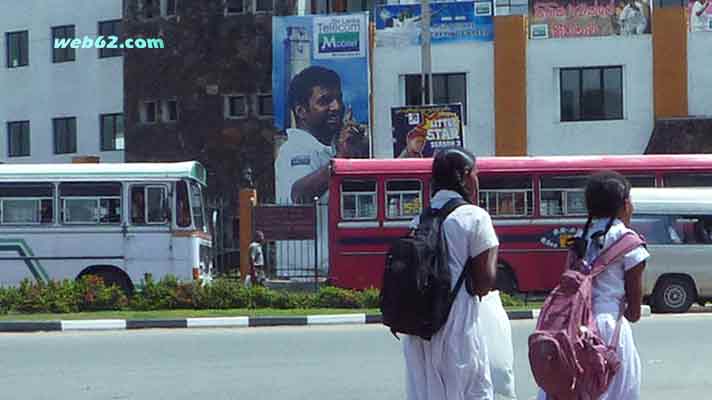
[652, 276, 695, 313]
[495, 265, 518, 295]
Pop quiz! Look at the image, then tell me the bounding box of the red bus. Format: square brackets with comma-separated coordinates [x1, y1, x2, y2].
[328, 154, 712, 291]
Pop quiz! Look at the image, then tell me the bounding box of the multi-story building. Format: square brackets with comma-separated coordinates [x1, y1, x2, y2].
[0, 0, 124, 163]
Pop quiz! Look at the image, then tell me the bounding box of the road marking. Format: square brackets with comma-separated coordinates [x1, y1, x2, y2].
[307, 314, 366, 325]
[187, 317, 249, 328]
[61, 319, 126, 331]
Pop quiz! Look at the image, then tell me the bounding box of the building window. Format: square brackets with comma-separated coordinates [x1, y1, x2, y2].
[164, 0, 177, 16]
[162, 99, 178, 122]
[53, 117, 77, 154]
[258, 94, 273, 117]
[224, 0, 246, 14]
[140, 101, 158, 123]
[225, 95, 247, 119]
[560, 66, 623, 122]
[98, 20, 122, 58]
[6, 31, 29, 68]
[341, 180, 377, 220]
[255, 0, 274, 12]
[7, 121, 30, 157]
[101, 113, 125, 151]
[52, 25, 76, 63]
[405, 73, 468, 124]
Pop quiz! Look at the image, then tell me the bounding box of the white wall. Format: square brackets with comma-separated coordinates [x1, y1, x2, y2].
[688, 32, 712, 117]
[527, 35, 654, 156]
[0, 0, 124, 163]
[372, 41, 496, 158]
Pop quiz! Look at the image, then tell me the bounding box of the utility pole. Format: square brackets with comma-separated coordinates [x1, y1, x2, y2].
[420, 0, 432, 105]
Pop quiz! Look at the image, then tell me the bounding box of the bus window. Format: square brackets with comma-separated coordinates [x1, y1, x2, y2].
[386, 180, 422, 219]
[131, 185, 169, 225]
[341, 180, 377, 220]
[478, 175, 533, 217]
[0, 183, 54, 225]
[663, 173, 712, 187]
[624, 175, 656, 187]
[189, 181, 207, 232]
[60, 182, 121, 224]
[540, 175, 588, 216]
[176, 181, 191, 228]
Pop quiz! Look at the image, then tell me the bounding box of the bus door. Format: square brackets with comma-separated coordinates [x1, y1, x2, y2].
[125, 183, 173, 280]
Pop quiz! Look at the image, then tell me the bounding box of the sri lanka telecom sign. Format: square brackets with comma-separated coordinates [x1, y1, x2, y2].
[313, 14, 367, 59]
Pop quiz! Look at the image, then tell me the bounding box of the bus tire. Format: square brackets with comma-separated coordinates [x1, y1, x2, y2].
[77, 266, 134, 297]
[495, 264, 518, 295]
[652, 275, 696, 314]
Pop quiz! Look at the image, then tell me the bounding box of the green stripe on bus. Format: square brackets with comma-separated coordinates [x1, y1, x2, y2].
[0, 239, 49, 283]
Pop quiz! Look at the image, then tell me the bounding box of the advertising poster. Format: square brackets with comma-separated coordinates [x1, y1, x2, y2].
[375, 1, 494, 47]
[391, 104, 464, 158]
[529, 0, 652, 39]
[689, 0, 712, 32]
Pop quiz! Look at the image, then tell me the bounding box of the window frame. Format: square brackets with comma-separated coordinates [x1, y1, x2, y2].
[559, 66, 624, 122]
[61, 196, 122, 225]
[340, 180, 378, 221]
[100, 113, 125, 151]
[141, 100, 158, 124]
[53, 117, 78, 155]
[403, 72, 468, 124]
[257, 93, 273, 118]
[7, 121, 31, 158]
[0, 197, 53, 225]
[162, 99, 179, 122]
[98, 20, 122, 58]
[225, 94, 248, 119]
[224, 0, 247, 14]
[479, 189, 534, 218]
[385, 179, 423, 220]
[254, 0, 275, 13]
[163, 0, 178, 17]
[6, 30, 29, 68]
[52, 25, 76, 63]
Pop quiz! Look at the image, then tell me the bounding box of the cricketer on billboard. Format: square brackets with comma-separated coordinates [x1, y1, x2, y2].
[391, 104, 464, 158]
[273, 13, 371, 206]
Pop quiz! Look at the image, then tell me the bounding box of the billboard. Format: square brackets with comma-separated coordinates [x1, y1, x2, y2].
[529, 0, 652, 39]
[391, 104, 464, 158]
[375, 1, 494, 47]
[689, 0, 712, 32]
[272, 13, 370, 205]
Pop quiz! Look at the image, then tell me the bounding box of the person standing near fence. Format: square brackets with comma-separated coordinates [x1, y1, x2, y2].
[245, 231, 266, 287]
[402, 147, 499, 400]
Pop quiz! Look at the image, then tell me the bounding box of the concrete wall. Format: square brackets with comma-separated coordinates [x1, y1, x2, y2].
[0, 0, 124, 163]
[372, 41, 496, 158]
[527, 35, 654, 156]
[688, 32, 712, 117]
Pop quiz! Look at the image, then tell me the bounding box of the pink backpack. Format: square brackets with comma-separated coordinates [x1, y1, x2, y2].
[528, 231, 645, 400]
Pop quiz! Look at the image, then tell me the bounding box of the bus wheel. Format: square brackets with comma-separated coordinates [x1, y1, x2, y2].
[495, 265, 518, 295]
[652, 275, 696, 314]
[78, 267, 134, 297]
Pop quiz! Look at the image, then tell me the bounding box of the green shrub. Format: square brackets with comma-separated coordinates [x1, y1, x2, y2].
[315, 286, 361, 308]
[194, 278, 247, 309]
[357, 287, 380, 309]
[77, 275, 128, 311]
[499, 291, 524, 308]
[44, 280, 81, 313]
[16, 279, 50, 313]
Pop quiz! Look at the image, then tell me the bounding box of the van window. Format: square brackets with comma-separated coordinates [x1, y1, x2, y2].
[341, 180, 377, 220]
[540, 175, 588, 216]
[478, 175, 533, 217]
[386, 180, 422, 219]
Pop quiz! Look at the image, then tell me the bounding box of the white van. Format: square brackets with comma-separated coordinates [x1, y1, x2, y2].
[630, 187, 712, 313]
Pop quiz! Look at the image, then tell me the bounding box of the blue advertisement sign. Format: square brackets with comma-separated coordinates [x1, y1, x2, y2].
[375, 1, 494, 47]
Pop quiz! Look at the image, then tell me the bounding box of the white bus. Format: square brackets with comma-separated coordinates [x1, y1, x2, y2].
[0, 161, 213, 293]
[631, 187, 712, 313]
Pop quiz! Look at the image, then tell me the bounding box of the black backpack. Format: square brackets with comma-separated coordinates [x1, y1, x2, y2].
[380, 198, 470, 340]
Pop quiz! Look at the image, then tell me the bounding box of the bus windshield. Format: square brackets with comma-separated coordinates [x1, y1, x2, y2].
[190, 181, 207, 232]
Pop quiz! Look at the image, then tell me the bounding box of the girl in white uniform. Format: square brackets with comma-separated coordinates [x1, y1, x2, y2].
[537, 171, 649, 400]
[402, 147, 500, 400]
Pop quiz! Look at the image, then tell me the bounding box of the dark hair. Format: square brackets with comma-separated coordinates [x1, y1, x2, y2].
[431, 147, 476, 203]
[288, 66, 341, 115]
[572, 170, 631, 257]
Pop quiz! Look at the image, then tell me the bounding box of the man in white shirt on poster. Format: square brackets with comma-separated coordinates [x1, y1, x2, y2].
[691, 0, 710, 32]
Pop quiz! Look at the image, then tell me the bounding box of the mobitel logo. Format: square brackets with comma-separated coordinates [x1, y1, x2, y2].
[316, 17, 361, 55]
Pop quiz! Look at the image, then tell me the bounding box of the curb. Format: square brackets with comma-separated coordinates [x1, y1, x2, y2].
[0, 306, 652, 333]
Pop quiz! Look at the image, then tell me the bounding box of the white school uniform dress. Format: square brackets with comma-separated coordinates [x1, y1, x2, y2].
[403, 190, 500, 400]
[537, 218, 650, 400]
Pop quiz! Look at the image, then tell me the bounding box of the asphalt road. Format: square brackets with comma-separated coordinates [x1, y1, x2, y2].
[1, 315, 711, 400]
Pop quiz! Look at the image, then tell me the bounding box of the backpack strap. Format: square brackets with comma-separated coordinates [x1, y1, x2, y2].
[436, 198, 472, 304]
[589, 231, 646, 278]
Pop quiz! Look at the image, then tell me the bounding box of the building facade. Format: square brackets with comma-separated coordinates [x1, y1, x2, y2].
[0, 0, 124, 163]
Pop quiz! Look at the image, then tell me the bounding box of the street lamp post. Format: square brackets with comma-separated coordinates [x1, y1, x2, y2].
[420, 0, 433, 105]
